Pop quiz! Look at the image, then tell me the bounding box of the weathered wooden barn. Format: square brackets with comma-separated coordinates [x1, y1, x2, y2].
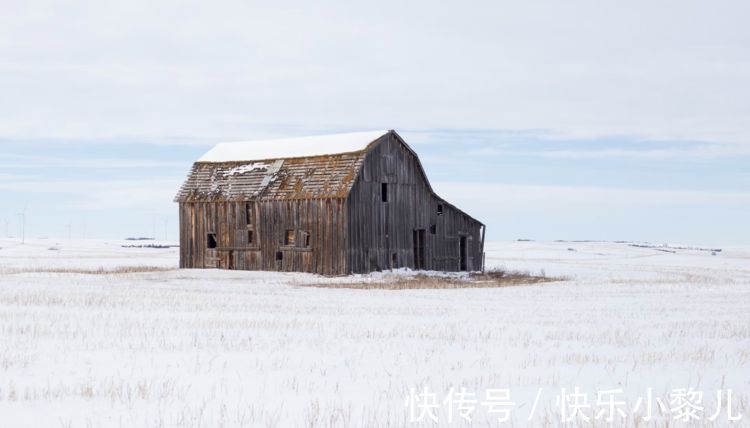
[175, 130, 485, 275]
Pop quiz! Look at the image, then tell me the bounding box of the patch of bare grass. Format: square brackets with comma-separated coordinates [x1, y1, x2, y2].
[307, 268, 564, 290]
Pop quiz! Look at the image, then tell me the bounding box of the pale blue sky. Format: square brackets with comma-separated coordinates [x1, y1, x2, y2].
[1, 1, 748, 245]
[2, 130, 748, 245]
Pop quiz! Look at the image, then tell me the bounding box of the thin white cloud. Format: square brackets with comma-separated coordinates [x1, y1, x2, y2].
[0, 173, 33, 181]
[433, 181, 750, 219]
[0, 1, 748, 145]
[0, 177, 182, 212]
[0, 154, 189, 169]
[466, 144, 750, 160]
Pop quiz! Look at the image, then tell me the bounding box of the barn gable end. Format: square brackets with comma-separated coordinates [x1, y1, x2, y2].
[345, 131, 484, 273]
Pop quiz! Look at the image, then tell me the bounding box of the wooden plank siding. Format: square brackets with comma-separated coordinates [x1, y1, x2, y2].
[345, 133, 484, 273]
[179, 199, 347, 275]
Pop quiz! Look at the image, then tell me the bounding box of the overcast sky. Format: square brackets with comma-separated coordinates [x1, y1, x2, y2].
[1, 0, 748, 244]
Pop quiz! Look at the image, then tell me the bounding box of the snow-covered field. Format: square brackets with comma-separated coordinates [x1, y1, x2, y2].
[0, 238, 749, 427]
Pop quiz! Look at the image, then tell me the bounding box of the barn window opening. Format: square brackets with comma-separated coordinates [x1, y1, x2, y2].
[245, 203, 254, 225]
[301, 231, 311, 248]
[275, 251, 283, 261]
[381, 183, 388, 202]
[437, 204, 444, 216]
[430, 224, 436, 235]
[285, 229, 295, 246]
[206, 233, 217, 249]
[247, 230, 254, 245]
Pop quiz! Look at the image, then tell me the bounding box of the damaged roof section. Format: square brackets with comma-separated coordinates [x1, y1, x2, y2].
[176, 130, 391, 202]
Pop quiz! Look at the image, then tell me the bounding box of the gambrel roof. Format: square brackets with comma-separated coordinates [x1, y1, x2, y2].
[175, 129, 483, 227]
[175, 130, 390, 201]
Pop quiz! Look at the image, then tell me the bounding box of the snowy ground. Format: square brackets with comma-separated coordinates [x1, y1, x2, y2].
[0, 238, 749, 427]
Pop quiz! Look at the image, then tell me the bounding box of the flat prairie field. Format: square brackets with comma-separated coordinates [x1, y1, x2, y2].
[0, 238, 749, 427]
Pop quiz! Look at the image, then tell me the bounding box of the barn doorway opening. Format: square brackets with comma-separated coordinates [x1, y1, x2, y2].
[459, 236, 467, 271]
[413, 229, 425, 270]
[205, 232, 219, 268]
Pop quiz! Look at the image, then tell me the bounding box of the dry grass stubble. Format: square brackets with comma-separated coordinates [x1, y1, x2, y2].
[304, 268, 563, 289]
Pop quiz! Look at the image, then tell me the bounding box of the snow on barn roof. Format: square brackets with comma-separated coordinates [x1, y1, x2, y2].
[198, 130, 391, 162]
[176, 130, 393, 201]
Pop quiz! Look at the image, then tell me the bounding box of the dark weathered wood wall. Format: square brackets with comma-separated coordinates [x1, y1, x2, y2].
[179, 199, 347, 275]
[345, 134, 484, 273]
[178, 132, 484, 275]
